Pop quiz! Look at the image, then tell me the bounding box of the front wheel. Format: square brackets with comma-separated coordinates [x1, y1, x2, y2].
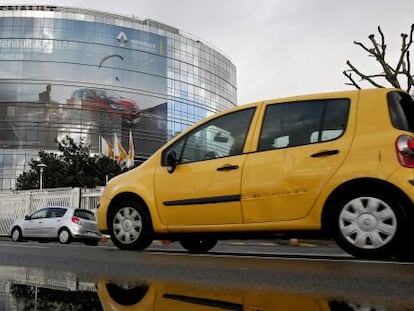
[11, 227, 22, 242]
[179, 238, 217, 253]
[333, 194, 407, 259]
[109, 201, 153, 250]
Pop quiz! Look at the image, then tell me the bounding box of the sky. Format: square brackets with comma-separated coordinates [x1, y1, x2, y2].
[3, 0, 414, 105]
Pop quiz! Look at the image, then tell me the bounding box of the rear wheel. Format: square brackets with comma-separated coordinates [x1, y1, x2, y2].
[179, 238, 217, 253]
[58, 228, 72, 244]
[333, 193, 407, 259]
[109, 200, 153, 250]
[11, 227, 22, 242]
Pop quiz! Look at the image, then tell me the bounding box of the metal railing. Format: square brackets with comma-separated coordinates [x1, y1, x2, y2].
[0, 187, 102, 236]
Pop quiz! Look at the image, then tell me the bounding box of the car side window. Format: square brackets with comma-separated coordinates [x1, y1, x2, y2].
[162, 108, 255, 165]
[47, 208, 67, 218]
[30, 209, 48, 220]
[258, 99, 349, 151]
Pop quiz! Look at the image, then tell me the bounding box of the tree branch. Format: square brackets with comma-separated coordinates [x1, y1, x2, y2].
[377, 25, 386, 58]
[345, 24, 414, 92]
[343, 70, 361, 89]
[345, 60, 385, 88]
[368, 28, 400, 88]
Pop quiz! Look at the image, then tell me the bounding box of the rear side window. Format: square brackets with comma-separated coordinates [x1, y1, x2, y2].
[47, 208, 67, 218]
[74, 209, 96, 221]
[388, 91, 414, 132]
[258, 99, 350, 151]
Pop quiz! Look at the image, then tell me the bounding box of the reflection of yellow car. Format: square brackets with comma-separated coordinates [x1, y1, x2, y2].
[97, 88, 414, 259]
[96, 279, 335, 311]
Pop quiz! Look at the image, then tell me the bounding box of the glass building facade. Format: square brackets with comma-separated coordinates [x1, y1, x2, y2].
[0, 5, 237, 190]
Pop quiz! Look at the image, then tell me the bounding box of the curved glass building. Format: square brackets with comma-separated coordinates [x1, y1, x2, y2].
[0, 5, 237, 190]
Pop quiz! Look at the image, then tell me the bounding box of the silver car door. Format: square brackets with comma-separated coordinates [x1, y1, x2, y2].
[24, 208, 48, 237]
[45, 207, 67, 238]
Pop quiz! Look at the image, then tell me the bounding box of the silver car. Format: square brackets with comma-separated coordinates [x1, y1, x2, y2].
[10, 206, 101, 246]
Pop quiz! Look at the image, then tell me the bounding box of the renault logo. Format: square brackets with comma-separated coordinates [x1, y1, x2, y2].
[117, 32, 128, 47]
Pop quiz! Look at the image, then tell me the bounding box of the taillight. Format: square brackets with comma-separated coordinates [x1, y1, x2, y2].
[396, 135, 414, 168]
[71, 216, 81, 225]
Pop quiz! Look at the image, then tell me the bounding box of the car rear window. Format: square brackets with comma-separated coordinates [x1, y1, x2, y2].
[74, 209, 96, 221]
[388, 91, 414, 132]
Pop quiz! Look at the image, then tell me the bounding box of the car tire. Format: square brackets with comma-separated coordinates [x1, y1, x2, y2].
[58, 228, 72, 244]
[179, 238, 218, 253]
[332, 192, 407, 259]
[109, 200, 153, 250]
[11, 227, 22, 242]
[105, 283, 149, 305]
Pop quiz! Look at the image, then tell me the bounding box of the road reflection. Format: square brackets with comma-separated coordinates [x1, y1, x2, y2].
[0, 264, 409, 311]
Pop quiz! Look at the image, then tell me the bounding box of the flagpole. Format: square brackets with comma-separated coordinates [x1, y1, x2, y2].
[99, 135, 101, 155]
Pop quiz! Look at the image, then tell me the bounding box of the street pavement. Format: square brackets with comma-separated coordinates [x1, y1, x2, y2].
[0, 234, 348, 257]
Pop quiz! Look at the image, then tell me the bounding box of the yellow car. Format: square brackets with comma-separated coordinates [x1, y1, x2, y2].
[97, 88, 414, 259]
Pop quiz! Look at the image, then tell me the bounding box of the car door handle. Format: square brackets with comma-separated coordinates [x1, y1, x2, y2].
[311, 150, 340, 157]
[217, 164, 239, 171]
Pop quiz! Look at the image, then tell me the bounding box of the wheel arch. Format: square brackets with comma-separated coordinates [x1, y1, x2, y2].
[321, 177, 414, 236]
[11, 225, 22, 232]
[58, 226, 71, 234]
[11, 225, 23, 238]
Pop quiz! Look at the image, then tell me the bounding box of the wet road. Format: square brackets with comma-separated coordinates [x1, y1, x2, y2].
[0, 239, 413, 310]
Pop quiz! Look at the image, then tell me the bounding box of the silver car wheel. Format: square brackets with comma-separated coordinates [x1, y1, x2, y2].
[113, 206, 142, 245]
[339, 197, 397, 250]
[58, 229, 71, 244]
[11, 228, 22, 242]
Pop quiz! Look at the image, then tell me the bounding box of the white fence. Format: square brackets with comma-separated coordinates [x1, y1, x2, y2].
[0, 187, 102, 236]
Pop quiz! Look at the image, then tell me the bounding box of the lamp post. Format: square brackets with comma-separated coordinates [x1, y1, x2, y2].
[37, 163, 47, 190]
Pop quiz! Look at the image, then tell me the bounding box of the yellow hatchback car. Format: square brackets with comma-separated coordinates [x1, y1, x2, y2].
[97, 88, 414, 259]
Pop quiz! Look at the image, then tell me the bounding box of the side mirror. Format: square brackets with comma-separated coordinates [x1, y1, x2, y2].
[24, 215, 30, 220]
[166, 151, 177, 173]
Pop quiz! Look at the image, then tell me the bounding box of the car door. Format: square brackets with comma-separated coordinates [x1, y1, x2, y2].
[242, 98, 354, 223]
[44, 207, 67, 238]
[23, 208, 49, 237]
[154, 108, 256, 226]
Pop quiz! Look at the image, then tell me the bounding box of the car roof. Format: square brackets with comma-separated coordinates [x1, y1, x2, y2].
[45, 206, 92, 210]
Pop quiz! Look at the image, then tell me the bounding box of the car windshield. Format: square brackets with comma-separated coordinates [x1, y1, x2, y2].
[95, 89, 123, 100]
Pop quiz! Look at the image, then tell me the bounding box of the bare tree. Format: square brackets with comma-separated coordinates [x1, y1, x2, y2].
[343, 24, 414, 93]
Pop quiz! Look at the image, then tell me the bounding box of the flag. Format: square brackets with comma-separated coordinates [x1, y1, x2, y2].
[100, 136, 114, 159]
[113, 133, 127, 164]
[126, 130, 135, 168]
